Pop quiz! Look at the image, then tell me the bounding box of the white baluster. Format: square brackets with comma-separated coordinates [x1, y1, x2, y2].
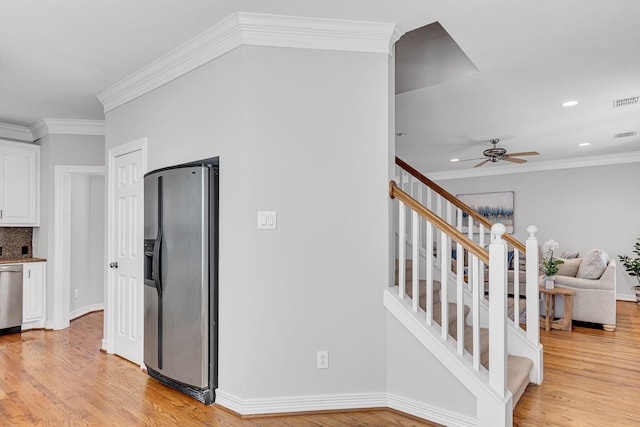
[472, 254, 481, 371]
[412, 211, 419, 312]
[479, 224, 486, 293]
[435, 197, 442, 263]
[426, 221, 434, 325]
[440, 232, 449, 340]
[489, 223, 507, 397]
[513, 249, 520, 326]
[398, 201, 406, 299]
[526, 225, 540, 343]
[456, 240, 464, 355]
[466, 216, 474, 287]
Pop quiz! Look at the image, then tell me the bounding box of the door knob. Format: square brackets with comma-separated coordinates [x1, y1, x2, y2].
[109, 262, 119, 269]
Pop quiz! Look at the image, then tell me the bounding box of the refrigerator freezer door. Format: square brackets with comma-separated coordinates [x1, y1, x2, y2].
[143, 166, 209, 389]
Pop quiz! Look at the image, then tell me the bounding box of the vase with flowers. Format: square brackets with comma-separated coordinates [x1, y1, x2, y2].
[542, 239, 564, 289]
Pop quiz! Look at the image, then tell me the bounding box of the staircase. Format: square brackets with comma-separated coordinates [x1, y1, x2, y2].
[386, 158, 543, 427]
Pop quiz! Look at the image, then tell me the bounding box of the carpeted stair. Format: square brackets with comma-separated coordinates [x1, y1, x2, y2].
[396, 259, 532, 406]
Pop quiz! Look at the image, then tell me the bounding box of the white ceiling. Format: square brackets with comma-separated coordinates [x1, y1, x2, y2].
[2, 1, 639, 174]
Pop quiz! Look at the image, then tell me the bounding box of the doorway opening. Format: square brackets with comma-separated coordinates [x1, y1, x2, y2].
[53, 166, 105, 330]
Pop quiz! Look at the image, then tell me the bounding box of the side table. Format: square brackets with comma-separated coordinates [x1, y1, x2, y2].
[539, 286, 575, 331]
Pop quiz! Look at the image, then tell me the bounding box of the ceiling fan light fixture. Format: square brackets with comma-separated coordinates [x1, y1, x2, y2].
[561, 100, 579, 107]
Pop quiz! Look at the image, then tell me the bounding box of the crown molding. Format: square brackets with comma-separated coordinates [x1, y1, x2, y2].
[238, 13, 403, 54]
[426, 151, 640, 181]
[31, 118, 105, 140]
[0, 122, 34, 142]
[97, 12, 403, 113]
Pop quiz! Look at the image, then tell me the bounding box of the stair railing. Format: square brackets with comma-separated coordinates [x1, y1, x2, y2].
[390, 181, 508, 396]
[394, 157, 539, 344]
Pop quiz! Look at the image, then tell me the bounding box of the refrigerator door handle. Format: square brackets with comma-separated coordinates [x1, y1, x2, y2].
[153, 228, 163, 296]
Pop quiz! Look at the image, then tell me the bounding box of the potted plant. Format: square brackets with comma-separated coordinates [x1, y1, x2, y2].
[619, 237, 640, 304]
[542, 239, 564, 289]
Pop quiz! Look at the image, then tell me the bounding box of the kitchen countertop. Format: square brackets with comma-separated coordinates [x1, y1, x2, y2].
[0, 257, 46, 264]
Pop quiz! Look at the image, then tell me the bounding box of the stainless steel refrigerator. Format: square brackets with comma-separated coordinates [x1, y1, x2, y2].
[143, 158, 218, 405]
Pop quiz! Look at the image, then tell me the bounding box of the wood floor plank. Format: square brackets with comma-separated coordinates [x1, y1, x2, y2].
[0, 313, 437, 426]
[514, 300, 640, 426]
[4, 302, 636, 426]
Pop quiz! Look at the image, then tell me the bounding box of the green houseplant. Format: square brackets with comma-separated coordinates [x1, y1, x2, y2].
[618, 237, 640, 303]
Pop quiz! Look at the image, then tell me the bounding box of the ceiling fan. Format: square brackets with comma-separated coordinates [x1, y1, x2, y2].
[457, 139, 539, 167]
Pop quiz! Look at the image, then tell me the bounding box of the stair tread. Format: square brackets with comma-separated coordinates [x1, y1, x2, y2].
[389, 283, 534, 409]
[404, 280, 442, 305]
[508, 355, 533, 406]
[432, 301, 470, 328]
[451, 323, 490, 367]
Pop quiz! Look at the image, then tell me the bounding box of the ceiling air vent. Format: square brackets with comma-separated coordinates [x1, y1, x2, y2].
[614, 131, 637, 139]
[613, 96, 639, 108]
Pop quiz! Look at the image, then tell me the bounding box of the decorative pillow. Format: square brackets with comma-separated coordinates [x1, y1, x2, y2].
[556, 257, 581, 277]
[560, 251, 580, 259]
[576, 249, 610, 279]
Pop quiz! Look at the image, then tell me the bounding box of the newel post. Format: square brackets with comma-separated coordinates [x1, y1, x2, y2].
[489, 223, 508, 397]
[525, 225, 540, 344]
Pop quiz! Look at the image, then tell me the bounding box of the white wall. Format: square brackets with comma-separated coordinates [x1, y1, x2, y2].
[436, 162, 640, 300]
[69, 174, 105, 317]
[33, 134, 105, 324]
[387, 314, 476, 418]
[105, 45, 392, 403]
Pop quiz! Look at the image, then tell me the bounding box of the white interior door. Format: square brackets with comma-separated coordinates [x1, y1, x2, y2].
[106, 139, 146, 366]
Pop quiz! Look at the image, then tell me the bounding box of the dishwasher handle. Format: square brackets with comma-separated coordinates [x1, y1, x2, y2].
[0, 265, 23, 273]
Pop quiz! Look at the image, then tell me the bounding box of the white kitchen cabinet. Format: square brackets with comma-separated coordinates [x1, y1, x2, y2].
[22, 261, 46, 329]
[0, 140, 40, 226]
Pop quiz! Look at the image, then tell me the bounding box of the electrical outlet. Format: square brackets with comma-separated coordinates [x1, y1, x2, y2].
[74, 289, 79, 298]
[317, 350, 329, 369]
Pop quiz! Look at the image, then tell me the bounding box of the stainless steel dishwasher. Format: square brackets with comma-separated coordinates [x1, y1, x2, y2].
[0, 264, 23, 335]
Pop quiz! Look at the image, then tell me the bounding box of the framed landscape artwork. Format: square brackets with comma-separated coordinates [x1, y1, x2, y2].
[456, 191, 514, 233]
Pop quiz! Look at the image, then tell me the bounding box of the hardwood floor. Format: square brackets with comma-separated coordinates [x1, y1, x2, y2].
[514, 300, 640, 426]
[3, 302, 638, 426]
[0, 312, 437, 426]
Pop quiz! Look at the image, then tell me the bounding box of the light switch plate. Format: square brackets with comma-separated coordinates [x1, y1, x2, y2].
[257, 211, 277, 230]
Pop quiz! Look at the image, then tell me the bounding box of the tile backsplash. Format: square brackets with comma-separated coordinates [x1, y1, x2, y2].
[0, 227, 33, 259]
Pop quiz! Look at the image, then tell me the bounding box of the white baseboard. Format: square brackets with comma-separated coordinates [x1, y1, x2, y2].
[616, 294, 637, 302]
[387, 393, 475, 427]
[44, 320, 56, 330]
[69, 303, 104, 321]
[21, 319, 45, 331]
[215, 389, 474, 426]
[215, 389, 387, 416]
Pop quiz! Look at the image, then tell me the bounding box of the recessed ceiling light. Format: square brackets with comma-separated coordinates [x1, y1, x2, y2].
[562, 100, 579, 107]
[450, 158, 460, 162]
[578, 142, 591, 147]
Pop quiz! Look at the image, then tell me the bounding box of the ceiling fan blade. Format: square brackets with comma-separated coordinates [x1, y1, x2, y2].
[455, 157, 485, 162]
[474, 160, 490, 168]
[502, 157, 527, 164]
[506, 151, 539, 157]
